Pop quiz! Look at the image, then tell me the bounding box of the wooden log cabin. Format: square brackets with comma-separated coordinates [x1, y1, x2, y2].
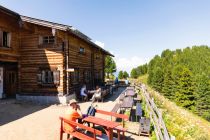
[0, 5, 113, 104]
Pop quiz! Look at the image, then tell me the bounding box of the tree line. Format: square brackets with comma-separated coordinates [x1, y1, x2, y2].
[118, 71, 129, 79]
[131, 64, 148, 78]
[104, 56, 129, 80]
[131, 46, 210, 121]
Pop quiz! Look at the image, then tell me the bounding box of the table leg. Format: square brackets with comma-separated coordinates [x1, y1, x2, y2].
[117, 130, 120, 140]
[93, 124, 96, 140]
[108, 128, 113, 140]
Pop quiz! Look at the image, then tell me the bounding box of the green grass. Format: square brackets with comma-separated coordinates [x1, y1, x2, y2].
[136, 75, 210, 140]
[137, 74, 148, 84]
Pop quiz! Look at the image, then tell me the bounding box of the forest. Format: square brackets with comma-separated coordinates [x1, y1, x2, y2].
[131, 46, 210, 121]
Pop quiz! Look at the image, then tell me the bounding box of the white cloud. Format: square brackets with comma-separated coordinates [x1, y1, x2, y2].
[95, 40, 105, 48]
[114, 56, 148, 74]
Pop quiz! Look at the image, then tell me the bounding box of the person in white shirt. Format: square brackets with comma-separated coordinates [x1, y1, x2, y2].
[90, 85, 102, 102]
[125, 78, 129, 85]
[80, 84, 88, 101]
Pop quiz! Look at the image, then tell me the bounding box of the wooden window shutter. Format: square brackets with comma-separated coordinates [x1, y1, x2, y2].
[41, 71, 46, 83]
[48, 71, 52, 83]
[53, 71, 60, 85]
[0, 29, 2, 46]
[39, 36, 43, 45]
[7, 33, 11, 47]
[37, 72, 42, 84]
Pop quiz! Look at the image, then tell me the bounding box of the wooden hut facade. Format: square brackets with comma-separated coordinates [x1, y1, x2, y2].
[0, 6, 113, 103]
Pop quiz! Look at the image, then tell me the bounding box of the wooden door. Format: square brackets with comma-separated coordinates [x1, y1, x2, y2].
[5, 70, 17, 97]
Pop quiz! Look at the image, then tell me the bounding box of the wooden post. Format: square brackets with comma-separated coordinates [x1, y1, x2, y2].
[60, 118, 63, 140]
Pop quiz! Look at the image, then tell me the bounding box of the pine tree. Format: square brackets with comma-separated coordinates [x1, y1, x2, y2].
[123, 71, 129, 79]
[118, 71, 124, 79]
[162, 68, 175, 100]
[152, 67, 164, 92]
[195, 73, 210, 121]
[130, 68, 138, 78]
[175, 67, 195, 110]
[105, 56, 116, 78]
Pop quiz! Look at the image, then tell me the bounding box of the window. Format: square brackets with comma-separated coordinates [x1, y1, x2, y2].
[95, 54, 100, 59]
[39, 36, 55, 45]
[43, 36, 55, 44]
[100, 70, 104, 80]
[84, 70, 91, 83]
[70, 69, 79, 84]
[94, 70, 103, 80]
[79, 47, 85, 54]
[37, 70, 60, 85]
[95, 71, 99, 80]
[0, 31, 11, 47]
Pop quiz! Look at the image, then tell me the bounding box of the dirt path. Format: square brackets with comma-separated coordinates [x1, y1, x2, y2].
[0, 88, 149, 140]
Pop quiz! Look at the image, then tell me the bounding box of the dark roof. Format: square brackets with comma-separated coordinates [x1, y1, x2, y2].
[0, 5, 20, 18]
[21, 16, 114, 56]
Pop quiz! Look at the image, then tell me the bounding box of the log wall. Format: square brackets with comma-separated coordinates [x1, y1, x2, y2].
[20, 23, 65, 95]
[0, 11, 20, 62]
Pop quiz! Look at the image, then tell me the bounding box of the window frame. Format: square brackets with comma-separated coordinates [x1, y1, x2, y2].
[70, 68, 79, 85]
[37, 69, 60, 86]
[79, 47, 85, 54]
[84, 69, 91, 83]
[39, 35, 56, 47]
[0, 30, 11, 48]
[43, 36, 55, 44]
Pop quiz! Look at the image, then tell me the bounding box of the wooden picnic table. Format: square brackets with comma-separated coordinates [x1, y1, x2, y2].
[134, 95, 141, 103]
[125, 89, 135, 97]
[83, 116, 120, 140]
[120, 97, 133, 108]
[126, 86, 135, 90]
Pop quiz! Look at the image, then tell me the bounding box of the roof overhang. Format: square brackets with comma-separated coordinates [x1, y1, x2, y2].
[20, 15, 114, 57]
[0, 5, 20, 19]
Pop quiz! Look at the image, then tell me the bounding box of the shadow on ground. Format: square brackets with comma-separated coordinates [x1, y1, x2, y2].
[0, 99, 48, 126]
[103, 87, 126, 102]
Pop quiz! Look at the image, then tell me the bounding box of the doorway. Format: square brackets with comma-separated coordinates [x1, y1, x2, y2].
[0, 62, 18, 98]
[5, 70, 17, 97]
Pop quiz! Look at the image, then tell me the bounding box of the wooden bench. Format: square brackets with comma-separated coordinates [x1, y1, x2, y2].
[110, 103, 121, 122]
[96, 109, 128, 139]
[119, 94, 125, 101]
[94, 88, 110, 102]
[139, 117, 150, 136]
[59, 117, 102, 140]
[134, 95, 141, 103]
[101, 89, 110, 102]
[112, 84, 118, 91]
[114, 126, 127, 140]
[111, 103, 120, 113]
[135, 103, 142, 122]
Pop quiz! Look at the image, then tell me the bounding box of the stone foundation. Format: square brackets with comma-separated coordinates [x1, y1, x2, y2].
[16, 94, 76, 105]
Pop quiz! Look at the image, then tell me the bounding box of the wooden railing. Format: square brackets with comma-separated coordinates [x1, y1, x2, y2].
[134, 83, 172, 140]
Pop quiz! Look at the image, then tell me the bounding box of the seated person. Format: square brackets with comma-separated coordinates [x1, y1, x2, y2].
[64, 99, 82, 137]
[125, 78, 129, 85]
[114, 77, 119, 85]
[80, 84, 88, 101]
[90, 85, 102, 102]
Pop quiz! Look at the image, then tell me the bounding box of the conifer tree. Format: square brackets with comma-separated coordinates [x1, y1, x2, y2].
[162, 68, 175, 99]
[195, 73, 210, 121]
[175, 67, 195, 110]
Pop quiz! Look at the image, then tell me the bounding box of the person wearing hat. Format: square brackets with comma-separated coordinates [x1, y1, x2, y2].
[63, 99, 83, 135]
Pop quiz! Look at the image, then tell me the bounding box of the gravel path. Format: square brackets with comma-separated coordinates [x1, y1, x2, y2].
[0, 88, 149, 140]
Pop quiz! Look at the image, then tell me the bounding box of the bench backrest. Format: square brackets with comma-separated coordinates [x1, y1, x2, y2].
[136, 103, 142, 116]
[59, 117, 102, 136]
[96, 109, 129, 120]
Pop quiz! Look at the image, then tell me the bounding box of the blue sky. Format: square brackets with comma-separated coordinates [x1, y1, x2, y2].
[1, 0, 210, 73]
